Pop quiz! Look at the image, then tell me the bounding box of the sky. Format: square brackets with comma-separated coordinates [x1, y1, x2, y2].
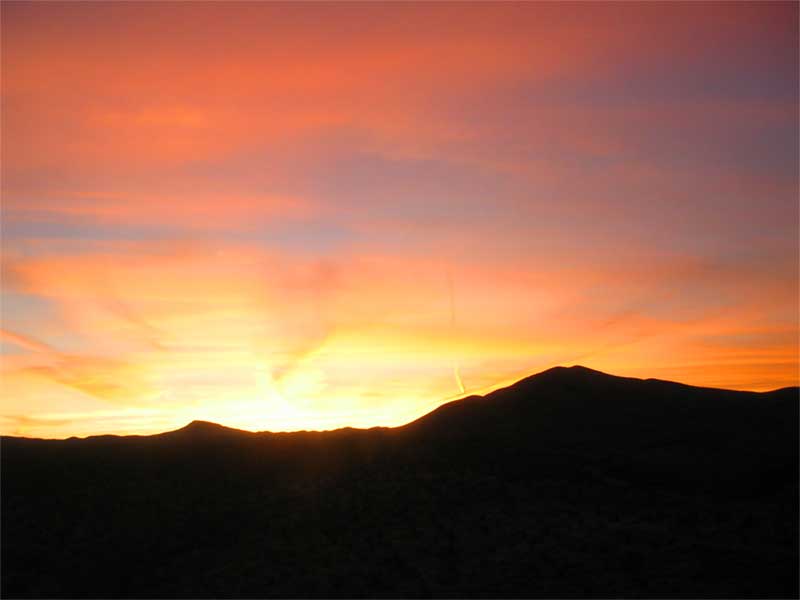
[1, 1, 798, 438]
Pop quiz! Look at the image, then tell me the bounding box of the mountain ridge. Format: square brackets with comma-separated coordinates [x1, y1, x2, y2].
[4, 364, 796, 441]
[3, 363, 797, 598]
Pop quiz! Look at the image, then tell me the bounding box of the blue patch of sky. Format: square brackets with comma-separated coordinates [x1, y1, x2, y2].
[2, 213, 178, 242]
[0, 292, 60, 354]
[241, 219, 358, 254]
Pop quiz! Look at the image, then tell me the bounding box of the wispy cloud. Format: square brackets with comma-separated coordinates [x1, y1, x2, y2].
[1, 1, 796, 437]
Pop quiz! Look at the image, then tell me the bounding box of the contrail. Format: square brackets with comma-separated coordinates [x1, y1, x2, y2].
[453, 363, 465, 394]
[447, 267, 465, 394]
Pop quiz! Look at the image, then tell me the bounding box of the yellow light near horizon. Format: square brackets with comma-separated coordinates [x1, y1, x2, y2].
[2, 245, 797, 439]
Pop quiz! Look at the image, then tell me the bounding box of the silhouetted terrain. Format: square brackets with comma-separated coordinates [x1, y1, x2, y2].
[3, 366, 798, 598]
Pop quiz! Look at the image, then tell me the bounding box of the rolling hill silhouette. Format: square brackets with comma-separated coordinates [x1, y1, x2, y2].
[3, 366, 797, 598]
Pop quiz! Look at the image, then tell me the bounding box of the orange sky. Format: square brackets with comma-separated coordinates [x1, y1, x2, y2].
[1, 2, 798, 438]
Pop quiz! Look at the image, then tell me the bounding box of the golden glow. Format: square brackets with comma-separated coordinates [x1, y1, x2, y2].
[2, 242, 796, 438]
[2, 3, 797, 438]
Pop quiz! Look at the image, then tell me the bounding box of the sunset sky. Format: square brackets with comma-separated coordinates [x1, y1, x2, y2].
[1, 1, 798, 438]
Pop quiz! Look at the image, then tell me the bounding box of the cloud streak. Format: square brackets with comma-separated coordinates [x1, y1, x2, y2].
[1, 1, 796, 437]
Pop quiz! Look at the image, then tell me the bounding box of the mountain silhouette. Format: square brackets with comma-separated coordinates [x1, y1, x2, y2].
[160, 419, 254, 440]
[3, 365, 797, 598]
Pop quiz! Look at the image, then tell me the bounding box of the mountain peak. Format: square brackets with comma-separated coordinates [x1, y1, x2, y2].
[167, 420, 249, 439]
[514, 364, 615, 387]
[184, 420, 225, 430]
[538, 365, 608, 377]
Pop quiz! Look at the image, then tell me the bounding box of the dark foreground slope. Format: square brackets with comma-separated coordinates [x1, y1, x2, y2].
[3, 366, 798, 598]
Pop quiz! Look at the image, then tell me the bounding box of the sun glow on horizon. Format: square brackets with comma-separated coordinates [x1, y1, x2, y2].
[1, 2, 797, 438]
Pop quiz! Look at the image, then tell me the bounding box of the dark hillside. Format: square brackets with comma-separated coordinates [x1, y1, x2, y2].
[3, 366, 797, 598]
[405, 366, 797, 494]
